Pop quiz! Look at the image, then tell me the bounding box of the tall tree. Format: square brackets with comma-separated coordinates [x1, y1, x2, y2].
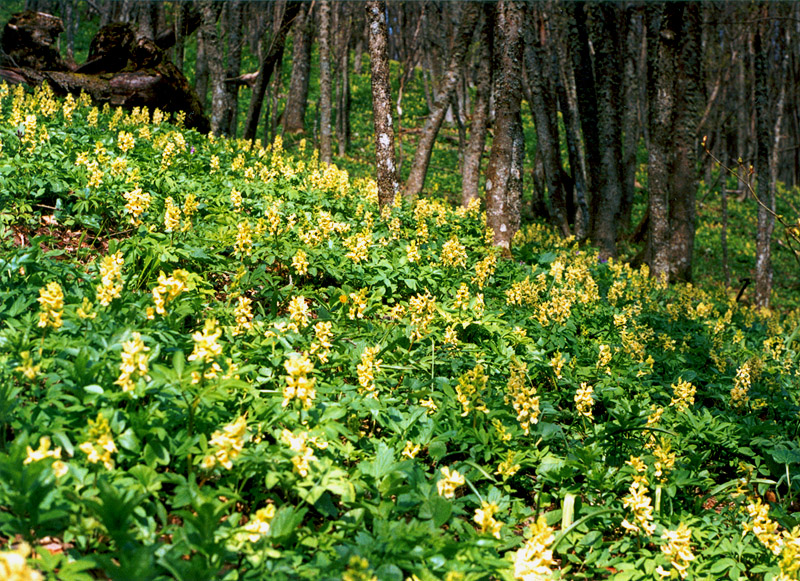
[485, 0, 525, 253]
[318, 0, 333, 164]
[243, 1, 302, 142]
[222, 0, 244, 137]
[199, 1, 226, 136]
[404, 3, 480, 198]
[461, 4, 493, 207]
[336, 2, 353, 156]
[283, 2, 315, 134]
[366, 0, 399, 207]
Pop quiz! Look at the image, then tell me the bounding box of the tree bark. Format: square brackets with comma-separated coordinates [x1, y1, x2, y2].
[243, 1, 302, 142]
[366, 0, 399, 208]
[336, 2, 352, 156]
[195, 23, 209, 111]
[222, 0, 244, 137]
[621, 5, 644, 233]
[589, 3, 625, 259]
[404, 3, 480, 197]
[199, 1, 226, 136]
[485, 0, 524, 253]
[282, 2, 314, 134]
[461, 4, 493, 207]
[318, 0, 333, 164]
[523, 5, 570, 237]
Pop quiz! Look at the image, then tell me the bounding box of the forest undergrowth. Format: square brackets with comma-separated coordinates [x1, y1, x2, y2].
[0, 81, 799, 581]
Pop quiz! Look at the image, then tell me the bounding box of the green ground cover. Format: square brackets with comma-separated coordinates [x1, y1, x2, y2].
[0, 82, 799, 580]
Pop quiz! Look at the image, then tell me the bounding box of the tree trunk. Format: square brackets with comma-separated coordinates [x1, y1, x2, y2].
[137, 1, 157, 41]
[318, 0, 333, 164]
[404, 3, 480, 197]
[243, 1, 302, 142]
[667, 2, 702, 282]
[485, 0, 524, 253]
[283, 2, 314, 134]
[366, 0, 399, 208]
[222, 0, 244, 137]
[589, 4, 625, 259]
[336, 3, 352, 156]
[461, 4, 493, 207]
[621, 5, 644, 233]
[195, 24, 209, 111]
[523, 6, 570, 237]
[199, 1, 226, 136]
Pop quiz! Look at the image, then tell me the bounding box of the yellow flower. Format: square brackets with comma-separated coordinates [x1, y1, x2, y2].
[283, 353, 316, 409]
[230, 188, 243, 209]
[234, 220, 253, 256]
[513, 515, 557, 580]
[621, 481, 656, 536]
[122, 187, 150, 225]
[454, 283, 470, 311]
[455, 364, 488, 417]
[348, 288, 368, 320]
[210, 155, 220, 173]
[670, 378, 696, 412]
[574, 382, 594, 420]
[288, 295, 311, 328]
[550, 352, 565, 380]
[742, 496, 782, 555]
[357, 346, 382, 397]
[151, 269, 189, 316]
[96, 251, 124, 306]
[441, 236, 467, 268]
[402, 441, 421, 459]
[232, 296, 254, 335]
[79, 413, 117, 470]
[292, 249, 309, 275]
[37, 281, 64, 329]
[164, 196, 181, 232]
[188, 318, 223, 364]
[420, 398, 438, 414]
[0, 542, 43, 581]
[506, 360, 540, 434]
[310, 321, 333, 363]
[730, 362, 751, 408]
[281, 429, 317, 477]
[242, 505, 276, 542]
[437, 466, 465, 499]
[496, 450, 521, 478]
[656, 523, 694, 579]
[24, 436, 61, 465]
[115, 331, 150, 393]
[202, 416, 248, 470]
[117, 130, 135, 153]
[474, 501, 503, 538]
[406, 241, 421, 263]
[14, 351, 40, 380]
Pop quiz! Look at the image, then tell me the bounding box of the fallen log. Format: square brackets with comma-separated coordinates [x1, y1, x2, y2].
[1, 12, 209, 132]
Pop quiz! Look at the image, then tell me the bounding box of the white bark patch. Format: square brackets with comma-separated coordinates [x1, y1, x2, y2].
[500, 224, 507, 232]
[379, 133, 390, 148]
[371, 21, 379, 34]
[485, 179, 492, 191]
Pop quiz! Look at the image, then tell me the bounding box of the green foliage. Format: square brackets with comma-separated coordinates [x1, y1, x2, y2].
[0, 85, 799, 580]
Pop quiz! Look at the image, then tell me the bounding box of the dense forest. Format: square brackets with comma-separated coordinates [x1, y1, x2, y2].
[0, 1, 799, 580]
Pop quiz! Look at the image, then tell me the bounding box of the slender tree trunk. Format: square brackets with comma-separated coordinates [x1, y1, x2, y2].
[222, 0, 244, 137]
[404, 3, 480, 197]
[138, 1, 158, 41]
[621, 5, 644, 233]
[589, 4, 625, 259]
[485, 0, 524, 253]
[318, 0, 333, 163]
[199, 1, 226, 136]
[243, 1, 302, 142]
[667, 2, 702, 282]
[461, 4, 493, 207]
[283, 2, 315, 135]
[523, 6, 570, 237]
[647, 3, 680, 281]
[195, 25, 209, 111]
[336, 3, 353, 156]
[366, 0, 399, 207]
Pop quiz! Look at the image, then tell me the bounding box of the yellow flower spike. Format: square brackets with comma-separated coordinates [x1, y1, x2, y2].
[115, 332, 150, 393]
[656, 523, 695, 579]
[96, 251, 124, 306]
[282, 353, 316, 409]
[188, 318, 223, 364]
[37, 281, 64, 329]
[437, 466, 465, 499]
[513, 515, 557, 580]
[474, 501, 503, 539]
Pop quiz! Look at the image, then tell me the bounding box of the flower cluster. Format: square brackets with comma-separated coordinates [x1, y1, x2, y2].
[730, 362, 751, 408]
[234, 220, 253, 256]
[408, 292, 436, 341]
[188, 318, 223, 364]
[201, 416, 248, 470]
[513, 515, 558, 580]
[656, 523, 695, 579]
[232, 296, 254, 336]
[282, 353, 316, 409]
[115, 331, 150, 393]
[150, 269, 189, 316]
[402, 441, 421, 459]
[242, 505, 276, 542]
[310, 321, 333, 363]
[670, 378, 696, 412]
[496, 450, 521, 478]
[37, 281, 64, 329]
[0, 542, 42, 581]
[122, 187, 151, 225]
[24, 436, 68, 477]
[288, 295, 311, 329]
[357, 346, 382, 397]
[292, 249, 309, 275]
[164, 196, 181, 232]
[14, 351, 40, 380]
[79, 413, 117, 470]
[96, 251, 124, 306]
[473, 501, 503, 539]
[441, 236, 467, 268]
[574, 382, 594, 420]
[455, 364, 488, 417]
[345, 230, 372, 263]
[348, 288, 368, 320]
[621, 457, 656, 537]
[437, 466, 465, 499]
[506, 359, 540, 434]
[281, 429, 318, 477]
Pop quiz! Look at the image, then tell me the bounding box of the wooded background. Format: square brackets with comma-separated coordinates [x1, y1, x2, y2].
[4, 0, 800, 307]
